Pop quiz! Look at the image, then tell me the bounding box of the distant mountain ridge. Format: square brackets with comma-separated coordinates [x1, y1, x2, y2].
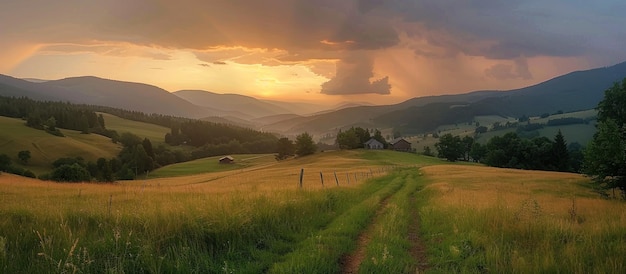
[1, 61, 625, 135]
[263, 61, 626, 135]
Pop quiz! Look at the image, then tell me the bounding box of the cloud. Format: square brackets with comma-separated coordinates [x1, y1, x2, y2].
[213, 61, 227, 65]
[2, 0, 626, 99]
[485, 58, 532, 80]
[321, 52, 391, 95]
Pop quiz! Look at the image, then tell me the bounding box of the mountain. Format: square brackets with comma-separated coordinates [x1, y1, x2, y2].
[2, 61, 625, 136]
[173, 90, 333, 119]
[271, 61, 626, 135]
[0, 76, 214, 118]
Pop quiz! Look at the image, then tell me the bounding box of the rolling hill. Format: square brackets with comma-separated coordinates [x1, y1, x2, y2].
[173, 90, 295, 119]
[0, 75, 214, 118]
[0, 116, 121, 175]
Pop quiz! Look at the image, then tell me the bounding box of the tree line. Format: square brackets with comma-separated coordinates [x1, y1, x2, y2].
[435, 130, 580, 172]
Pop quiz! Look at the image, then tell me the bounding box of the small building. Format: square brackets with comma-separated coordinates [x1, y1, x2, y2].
[364, 138, 384, 149]
[219, 156, 234, 164]
[390, 138, 412, 152]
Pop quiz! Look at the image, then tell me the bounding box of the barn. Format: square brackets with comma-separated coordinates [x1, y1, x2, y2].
[390, 138, 412, 152]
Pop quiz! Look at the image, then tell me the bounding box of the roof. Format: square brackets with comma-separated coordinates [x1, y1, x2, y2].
[219, 156, 234, 161]
[364, 138, 383, 145]
[390, 138, 410, 145]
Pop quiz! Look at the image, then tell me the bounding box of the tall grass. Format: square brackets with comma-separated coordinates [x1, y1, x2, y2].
[0, 154, 407, 273]
[357, 169, 426, 273]
[419, 165, 626, 273]
[268, 172, 406, 273]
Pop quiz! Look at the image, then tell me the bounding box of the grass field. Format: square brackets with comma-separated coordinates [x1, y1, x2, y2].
[146, 154, 277, 179]
[0, 150, 624, 273]
[99, 112, 170, 144]
[0, 116, 121, 175]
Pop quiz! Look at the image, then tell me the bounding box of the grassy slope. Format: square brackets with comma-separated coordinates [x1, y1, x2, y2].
[420, 165, 625, 273]
[146, 154, 276, 178]
[0, 116, 120, 175]
[99, 112, 169, 143]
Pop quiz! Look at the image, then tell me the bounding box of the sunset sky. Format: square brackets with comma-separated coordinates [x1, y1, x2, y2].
[2, 0, 626, 105]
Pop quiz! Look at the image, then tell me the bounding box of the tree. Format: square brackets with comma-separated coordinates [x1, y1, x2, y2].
[17, 150, 31, 165]
[435, 134, 464, 162]
[119, 132, 142, 148]
[142, 138, 155, 159]
[336, 129, 360, 149]
[295, 132, 317, 157]
[50, 163, 91, 182]
[276, 137, 295, 160]
[0, 154, 11, 171]
[462, 136, 474, 161]
[551, 130, 569, 172]
[469, 143, 487, 162]
[584, 78, 626, 197]
[45, 116, 57, 131]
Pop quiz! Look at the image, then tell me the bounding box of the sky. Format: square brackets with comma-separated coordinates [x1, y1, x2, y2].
[2, 0, 626, 105]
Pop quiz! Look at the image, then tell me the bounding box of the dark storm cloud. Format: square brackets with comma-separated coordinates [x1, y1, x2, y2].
[485, 59, 532, 80]
[321, 52, 391, 95]
[2, 0, 626, 95]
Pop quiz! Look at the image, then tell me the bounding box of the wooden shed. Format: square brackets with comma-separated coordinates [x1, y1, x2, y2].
[219, 156, 234, 164]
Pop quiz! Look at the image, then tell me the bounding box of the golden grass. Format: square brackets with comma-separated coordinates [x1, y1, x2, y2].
[423, 164, 626, 225]
[420, 165, 626, 272]
[0, 150, 398, 217]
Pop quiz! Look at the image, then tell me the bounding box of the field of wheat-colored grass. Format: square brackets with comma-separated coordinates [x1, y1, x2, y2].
[420, 165, 626, 273]
[2, 150, 624, 273]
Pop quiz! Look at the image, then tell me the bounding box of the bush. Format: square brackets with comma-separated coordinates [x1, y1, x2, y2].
[50, 163, 91, 182]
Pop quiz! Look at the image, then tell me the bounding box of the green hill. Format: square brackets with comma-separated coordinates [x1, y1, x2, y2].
[0, 116, 121, 175]
[99, 112, 170, 144]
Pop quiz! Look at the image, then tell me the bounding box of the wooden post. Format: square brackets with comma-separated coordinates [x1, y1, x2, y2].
[319, 172, 324, 186]
[299, 168, 304, 189]
[334, 172, 339, 186]
[346, 173, 350, 184]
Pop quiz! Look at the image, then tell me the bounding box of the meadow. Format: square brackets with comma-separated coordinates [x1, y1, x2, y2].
[0, 150, 624, 273]
[0, 116, 120, 175]
[98, 112, 170, 144]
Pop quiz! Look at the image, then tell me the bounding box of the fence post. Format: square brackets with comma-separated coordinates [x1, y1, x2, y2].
[320, 172, 324, 186]
[346, 173, 350, 184]
[334, 172, 339, 186]
[299, 168, 304, 189]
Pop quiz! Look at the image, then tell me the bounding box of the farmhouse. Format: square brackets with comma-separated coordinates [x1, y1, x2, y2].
[219, 156, 234, 164]
[364, 138, 384, 149]
[390, 138, 412, 152]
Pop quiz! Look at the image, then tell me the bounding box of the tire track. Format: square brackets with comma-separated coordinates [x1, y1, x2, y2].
[409, 190, 429, 272]
[340, 194, 393, 274]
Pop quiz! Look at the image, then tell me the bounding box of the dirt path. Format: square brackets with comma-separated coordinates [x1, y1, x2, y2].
[409, 192, 429, 273]
[340, 195, 392, 274]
